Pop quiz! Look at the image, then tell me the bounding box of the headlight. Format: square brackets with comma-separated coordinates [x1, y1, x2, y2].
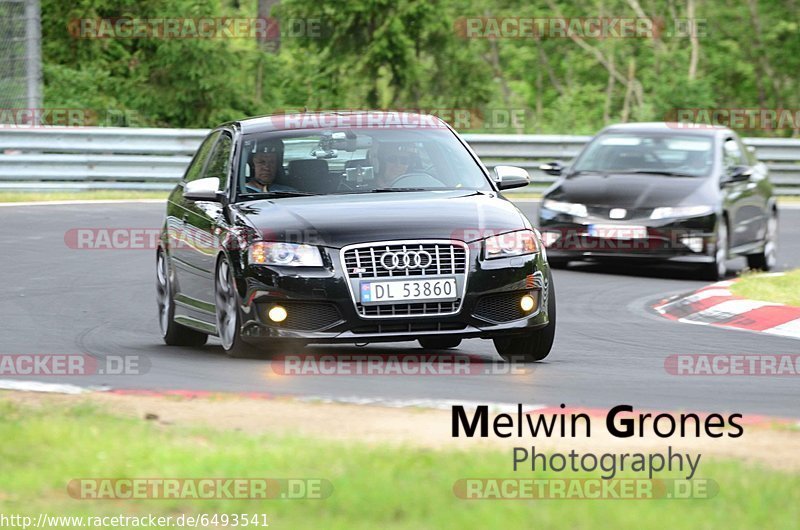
[484, 230, 539, 259]
[248, 242, 324, 267]
[542, 199, 588, 218]
[650, 205, 714, 220]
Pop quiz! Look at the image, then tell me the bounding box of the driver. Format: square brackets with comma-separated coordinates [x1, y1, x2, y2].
[245, 138, 296, 193]
[374, 144, 420, 188]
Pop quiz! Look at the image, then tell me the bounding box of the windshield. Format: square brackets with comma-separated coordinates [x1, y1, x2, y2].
[571, 133, 714, 177]
[235, 127, 491, 199]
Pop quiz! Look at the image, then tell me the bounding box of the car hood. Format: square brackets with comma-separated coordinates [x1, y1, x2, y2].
[546, 173, 711, 209]
[230, 190, 529, 248]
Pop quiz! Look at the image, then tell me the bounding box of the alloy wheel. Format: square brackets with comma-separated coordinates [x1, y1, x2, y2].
[215, 260, 238, 350]
[156, 252, 171, 337]
[715, 221, 728, 279]
[764, 214, 778, 270]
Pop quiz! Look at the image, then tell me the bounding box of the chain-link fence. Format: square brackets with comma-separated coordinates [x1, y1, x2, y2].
[0, 0, 41, 123]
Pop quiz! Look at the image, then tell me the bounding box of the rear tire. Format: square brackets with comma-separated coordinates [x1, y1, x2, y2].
[747, 211, 778, 271]
[493, 271, 556, 363]
[548, 258, 569, 269]
[156, 250, 208, 347]
[418, 337, 462, 350]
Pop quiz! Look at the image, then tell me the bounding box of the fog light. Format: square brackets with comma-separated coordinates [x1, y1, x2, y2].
[520, 294, 536, 312]
[680, 236, 705, 253]
[268, 305, 288, 323]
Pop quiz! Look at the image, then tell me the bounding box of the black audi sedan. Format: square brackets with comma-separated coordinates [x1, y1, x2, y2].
[156, 112, 555, 361]
[538, 123, 777, 280]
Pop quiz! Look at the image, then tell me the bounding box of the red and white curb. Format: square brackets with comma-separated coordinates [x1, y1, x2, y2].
[653, 275, 800, 340]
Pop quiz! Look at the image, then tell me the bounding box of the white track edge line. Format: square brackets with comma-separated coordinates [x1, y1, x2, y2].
[0, 379, 88, 394]
[0, 199, 166, 207]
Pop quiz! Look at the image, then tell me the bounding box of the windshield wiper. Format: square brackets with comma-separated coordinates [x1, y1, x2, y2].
[237, 191, 318, 199]
[567, 170, 607, 178]
[369, 187, 431, 193]
[618, 170, 697, 177]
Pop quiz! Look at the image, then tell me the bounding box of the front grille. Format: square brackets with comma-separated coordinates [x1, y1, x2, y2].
[265, 301, 342, 331]
[473, 291, 539, 323]
[343, 242, 467, 278]
[586, 206, 651, 220]
[342, 240, 470, 319]
[352, 321, 467, 335]
[359, 300, 460, 317]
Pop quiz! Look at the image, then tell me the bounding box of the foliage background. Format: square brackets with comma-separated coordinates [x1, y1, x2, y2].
[40, 0, 800, 135]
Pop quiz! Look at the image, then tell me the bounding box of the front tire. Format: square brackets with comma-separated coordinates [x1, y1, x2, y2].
[156, 250, 208, 347]
[493, 271, 557, 363]
[701, 218, 728, 281]
[215, 257, 262, 358]
[747, 211, 778, 271]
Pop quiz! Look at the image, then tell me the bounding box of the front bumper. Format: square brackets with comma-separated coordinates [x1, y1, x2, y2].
[235, 242, 552, 343]
[538, 210, 717, 262]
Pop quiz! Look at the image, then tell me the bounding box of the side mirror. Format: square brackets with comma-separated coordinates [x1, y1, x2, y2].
[184, 177, 224, 202]
[724, 165, 752, 184]
[539, 161, 565, 176]
[494, 165, 530, 190]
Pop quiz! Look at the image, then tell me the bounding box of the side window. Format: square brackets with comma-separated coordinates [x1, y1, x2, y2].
[203, 133, 233, 190]
[722, 138, 745, 172]
[184, 131, 220, 183]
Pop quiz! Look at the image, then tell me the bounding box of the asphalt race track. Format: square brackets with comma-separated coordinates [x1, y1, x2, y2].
[2, 201, 799, 417]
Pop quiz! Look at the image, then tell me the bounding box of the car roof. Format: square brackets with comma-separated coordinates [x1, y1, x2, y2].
[220, 111, 449, 135]
[599, 122, 733, 137]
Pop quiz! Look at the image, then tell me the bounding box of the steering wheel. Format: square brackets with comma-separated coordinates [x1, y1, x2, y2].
[386, 172, 442, 188]
[643, 151, 668, 168]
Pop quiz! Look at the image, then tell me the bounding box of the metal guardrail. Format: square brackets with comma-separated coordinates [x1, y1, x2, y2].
[0, 127, 798, 194]
[0, 128, 205, 191]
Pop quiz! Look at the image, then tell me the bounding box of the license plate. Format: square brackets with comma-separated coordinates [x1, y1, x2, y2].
[360, 278, 457, 305]
[588, 224, 648, 239]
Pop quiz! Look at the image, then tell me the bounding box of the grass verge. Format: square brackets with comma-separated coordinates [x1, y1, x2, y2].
[0, 397, 797, 529]
[732, 269, 800, 307]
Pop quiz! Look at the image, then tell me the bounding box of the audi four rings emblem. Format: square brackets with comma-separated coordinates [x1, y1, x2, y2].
[379, 250, 433, 270]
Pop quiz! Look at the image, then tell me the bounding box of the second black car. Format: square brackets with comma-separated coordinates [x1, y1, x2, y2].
[538, 122, 778, 280]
